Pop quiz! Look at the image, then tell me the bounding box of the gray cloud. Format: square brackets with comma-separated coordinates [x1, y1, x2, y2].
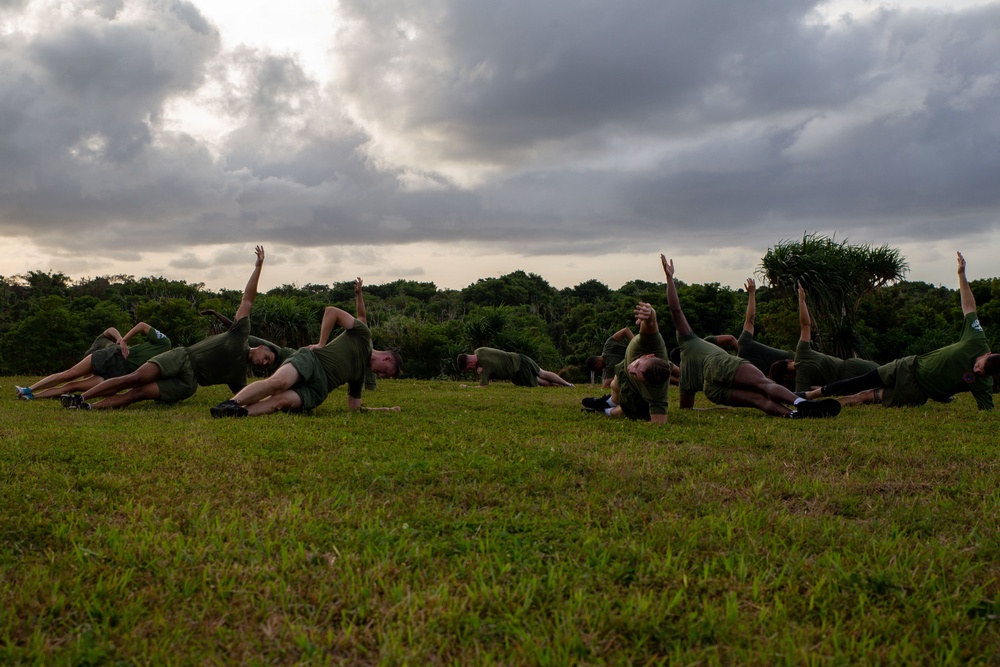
[1, 0, 999, 269]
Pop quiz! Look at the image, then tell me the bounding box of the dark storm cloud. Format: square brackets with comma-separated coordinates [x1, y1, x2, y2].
[1, 0, 999, 261]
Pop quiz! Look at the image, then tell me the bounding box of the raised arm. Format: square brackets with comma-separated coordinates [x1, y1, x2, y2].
[354, 277, 367, 324]
[742, 277, 757, 334]
[957, 252, 976, 316]
[315, 306, 356, 348]
[661, 254, 692, 338]
[634, 302, 659, 335]
[612, 327, 635, 342]
[711, 335, 739, 351]
[797, 281, 812, 343]
[234, 246, 265, 321]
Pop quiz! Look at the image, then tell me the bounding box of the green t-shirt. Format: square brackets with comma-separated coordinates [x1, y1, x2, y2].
[312, 319, 373, 399]
[126, 328, 172, 372]
[616, 332, 670, 416]
[248, 335, 298, 375]
[601, 337, 628, 382]
[737, 329, 792, 375]
[678, 332, 729, 397]
[186, 316, 251, 393]
[914, 313, 993, 410]
[794, 340, 878, 392]
[474, 347, 521, 386]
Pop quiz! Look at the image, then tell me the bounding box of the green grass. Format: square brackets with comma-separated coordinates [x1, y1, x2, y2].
[1, 377, 998, 665]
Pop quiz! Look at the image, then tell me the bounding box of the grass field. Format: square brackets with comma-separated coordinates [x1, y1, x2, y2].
[1, 377, 998, 665]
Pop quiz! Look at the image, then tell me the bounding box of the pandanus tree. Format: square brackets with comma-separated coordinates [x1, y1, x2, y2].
[760, 233, 908, 358]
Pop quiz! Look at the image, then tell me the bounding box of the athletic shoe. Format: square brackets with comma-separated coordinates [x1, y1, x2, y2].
[210, 399, 248, 418]
[793, 398, 841, 419]
[60, 394, 84, 408]
[793, 391, 808, 399]
[15, 385, 33, 400]
[581, 395, 612, 411]
[68, 402, 92, 410]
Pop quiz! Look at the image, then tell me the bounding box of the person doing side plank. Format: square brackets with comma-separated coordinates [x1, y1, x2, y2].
[801, 252, 999, 410]
[664, 254, 841, 419]
[457, 348, 574, 387]
[61, 246, 276, 410]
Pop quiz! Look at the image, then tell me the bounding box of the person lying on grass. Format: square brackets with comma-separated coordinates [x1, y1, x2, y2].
[457, 348, 574, 387]
[580, 302, 675, 424]
[210, 305, 402, 417]
[767, 282, 878, 394]
[800, 251, 999, 410]
[586, 327, 634, 388]
[663, 254, 841, 419]
[61, 246, 277, 410]
[16, 322, 170, 400]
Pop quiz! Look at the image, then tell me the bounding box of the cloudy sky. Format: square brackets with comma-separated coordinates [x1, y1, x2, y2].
[1, 0, 998, 293]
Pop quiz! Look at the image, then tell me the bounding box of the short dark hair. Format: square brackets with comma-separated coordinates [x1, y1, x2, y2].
[985, 353, 1000, 377]
[457, 354, 469, 372]
[585, 355, 603, 372]
[769, 359, 793, 388]
[643, 358, 673, 385]
[387, 350, 403, 378]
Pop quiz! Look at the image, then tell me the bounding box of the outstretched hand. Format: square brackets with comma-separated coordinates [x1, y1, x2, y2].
[744, 277, 756, 295]
[660, 254, 674, 280]
[634, 302, 653, 325]
[354, 277, 363, 295]
[797, 280, 806, 300]
[957, 251, 966, 274]
[254, 245, 265, 265]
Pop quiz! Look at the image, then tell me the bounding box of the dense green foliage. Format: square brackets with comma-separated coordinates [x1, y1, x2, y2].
[2, 260, 999, 380]
[1, 380, 997, 663]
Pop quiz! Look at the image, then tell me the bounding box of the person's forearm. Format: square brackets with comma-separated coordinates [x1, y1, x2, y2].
[120, 322, 151, 343]
[102, 327, 124, 342]
[958, 270, 976, 315]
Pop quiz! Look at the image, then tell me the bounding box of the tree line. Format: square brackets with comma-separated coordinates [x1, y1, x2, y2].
[3, 236, 999, 382]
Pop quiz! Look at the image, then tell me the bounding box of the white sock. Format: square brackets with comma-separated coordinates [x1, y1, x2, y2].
[793, 397, 805, 405]
[604, 408, 614, 416]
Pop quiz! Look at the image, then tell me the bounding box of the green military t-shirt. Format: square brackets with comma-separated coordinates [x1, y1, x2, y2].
[475, 347, 521, 386]
[678, 332, 729, 397]
[794, 340, 878, 393]
[601, 336, 628, 383]
[125, 328, 172, 372]
[737, 329, 792, 375]
[312, 318, 373, 399]
[914, 312, 993, 410]
[186, 316, 251, 393]
[617, 332, 670, 416]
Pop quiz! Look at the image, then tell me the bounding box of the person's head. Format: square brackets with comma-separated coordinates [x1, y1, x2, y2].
[457, 353, 478, 372]
[768, 359, 797, 390]
[974, 352, 1000, 377]
[248, 343, 278, 368]
[585, 355, 605, 372]
[371, 350, 403, 379]
[626, 354, 672, 385]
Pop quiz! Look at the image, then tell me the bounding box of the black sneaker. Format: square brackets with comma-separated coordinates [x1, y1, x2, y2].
[211, 399, 248, 418]
[793, 391, 808, 399]
[793, 398, 841, 419]
[60, 394, 83, 408]
[581, 395, 612, 412]
[67, 400, 91, 410]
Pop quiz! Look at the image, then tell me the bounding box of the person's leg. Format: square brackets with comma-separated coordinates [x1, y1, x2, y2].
[83, 362, 162, 400]
[34, 375, 104, 399]
[728, 388, 792, 416]
[804, 369, 883, 400]
[839, 389, 880, 407]
[30, 356, 95, 393]
[232, 364, 302, 406]
[90, 382, 161, 410]
[537, 369, 573, 387]
[245, 390, 304, 416]
[733, 364, 798, 405]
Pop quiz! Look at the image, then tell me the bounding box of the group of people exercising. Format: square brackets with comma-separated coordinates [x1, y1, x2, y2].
[13, 248, 1000, 421]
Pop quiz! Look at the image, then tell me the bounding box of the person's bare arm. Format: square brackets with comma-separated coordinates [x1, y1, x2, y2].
[679, 394, 696, 409]
[650, 413, 667, 424]
[612, 327, 634, 342]
[634, 302, 659, 335]
[712, 335, 739, 350]
[662, 254, 692, 338]
[742, 277, 756, 335]
[313, 306, 356, 348]
[957, 252, 976, 316]
[102, 322, 151, 358]
[354, 277, 367, 324]
[200, 309, 234, 328]
[798, 281, 812, 342]
[234, 246, 265, 321]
